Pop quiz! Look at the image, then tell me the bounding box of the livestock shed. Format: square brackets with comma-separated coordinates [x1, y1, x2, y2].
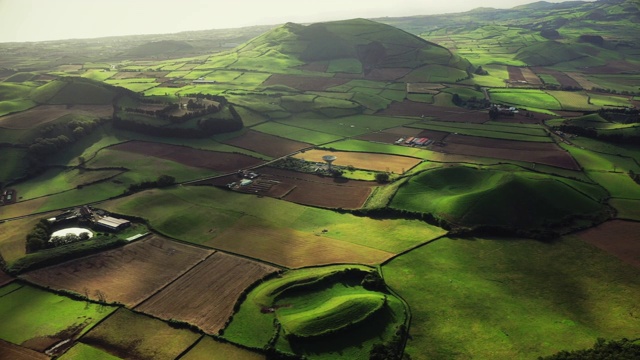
[96, 216, 131, 231]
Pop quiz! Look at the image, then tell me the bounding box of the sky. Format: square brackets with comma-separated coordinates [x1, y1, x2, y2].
[0, 0, 589, 43]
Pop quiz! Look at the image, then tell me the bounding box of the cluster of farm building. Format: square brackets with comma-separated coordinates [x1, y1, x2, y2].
[48, 206, 131, 232]
[0, 189, 17, 205]
[395, 136, 434, 146]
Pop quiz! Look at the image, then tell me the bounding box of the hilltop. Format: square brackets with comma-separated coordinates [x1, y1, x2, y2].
[232, 18, 472, 76]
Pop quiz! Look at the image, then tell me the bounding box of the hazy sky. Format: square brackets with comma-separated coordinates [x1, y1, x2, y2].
[0, 0, 589, 43]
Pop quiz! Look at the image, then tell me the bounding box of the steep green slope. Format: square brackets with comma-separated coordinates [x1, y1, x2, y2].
[31, 77, 135, 105]
[234, 18, 471, 74]
[390, 166, 608, 236]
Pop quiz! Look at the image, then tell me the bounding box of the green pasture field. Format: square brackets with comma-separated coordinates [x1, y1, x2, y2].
[81, 308, 200, 360]
[406, 93, 434, 103]
[110, 82, 159, 92]
[252, 121, 342, 144]
[407, 121, 552, 142]
[352, 92, 392, 112]
[226, 94, 285, 113]
[609, 199, 640, 221]
[142, 86, 182, 96]
[587, 74, 640, 93]
[47, 81, 114, 105]
[489, 89, 562, 110]
[570, 137, 640, 162]
[59, 343, 121, 360]
[560, 144, 640, 173]
[0, 82, 35, 100]
[390, 166, 606, 230]
[538, 73, 560, 86]
[0, 148, 27, 183]
[3, 72, 37, 82]
[0, 212, 58, 264]
[383, 235, 640, 359]
[586, 172, 640, 200]
[546, 91, 599, 111]
[231, 50, 305, 73]
[203, 70, 243, 82]
[278, 113, 416, 137]
[442, 86, 484, 100]
[102, 186, 446, 254]
[81, 70, 115, 81]
[224, 265, 406, 359]
[30, 80, 67, 103]
[588, 93, 632, 108]
[379, 88, 406, 102]
[0, 283, 116, 345]
[0, 99, 37, 117]
[327, 58, 362, 73]
[432, 92, 455, 107]
[165, 70, 190, 78]
[363, 177, 411, 209]
[13, 168, 123, 201]
[467, 64, 510, 87]
[401, 64, 468, 83]
[181, 336, 264, 360]
[325, 139, 432, 158]
[233, 72, 272, 86]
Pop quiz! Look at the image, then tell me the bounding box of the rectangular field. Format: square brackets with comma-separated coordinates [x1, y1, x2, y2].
[81, 308, 200, 360]
[0, 338, 48, 360]
[205, 216, 394, 268]
[293, 149, 421, 173]
[136, 252, 279, 334]
[380, 101, 488, 123]
[109, 140, 265, 171]
[0, 105, 112, 129]
[181, 336, 264, 360]
[577, 220, 640, 270]
[252, 121, 343, 145]
[407, 119, 552, 142]
[437, 134, 580, 170]
[223, 130, 311, 157]
[22, 235, 213, 306]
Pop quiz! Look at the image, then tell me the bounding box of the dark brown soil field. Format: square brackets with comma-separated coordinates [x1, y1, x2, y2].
[0, 105, 113, 129]
[294, 149, 422, 173]
[582, 60, 638, 74]
[521, 67, 543, 85]
[507, 66, 527, 82]
[262, 74, 349, 91]
[416, 129, 450, 142]
[439, 134, 580, 170]
[110, 141, 264, 171]
[532, 67, 581, 88]
[0, 339, 48, 360]
[577, 220, 640, 270]
[223, 130, 311, 158]
[260, 167, 374, 209]
[22, 235, 213, 307]
[136, 252, 279, 335]
[0, 270, 12, 286]
[380, 101, 487, 123]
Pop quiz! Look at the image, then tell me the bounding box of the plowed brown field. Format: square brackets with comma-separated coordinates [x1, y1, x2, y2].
[136, 252, 279, 335]
[380, 101, 487, 123]
[0, 339, 48, 360]
[22, 235, 213, 306]
[223, 130, 311, 158]
[577, 220, 640, 269]
[439, 134, 580, 170]
[110, 141, 264, 171]
[0, 105, 113, 129]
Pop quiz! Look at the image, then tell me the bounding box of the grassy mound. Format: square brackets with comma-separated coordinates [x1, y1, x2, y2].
[223, 265, 407, 358]
[278, 293, 386, 338]
[31, 77, 134, 105]
[391, 166, 608, 236]
[236, 18, 470, 72]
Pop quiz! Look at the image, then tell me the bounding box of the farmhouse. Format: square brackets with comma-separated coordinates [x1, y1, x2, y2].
[96, 216, 131, 231]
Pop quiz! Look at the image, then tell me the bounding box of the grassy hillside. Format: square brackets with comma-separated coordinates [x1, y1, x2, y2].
[390, 166, 608, 236]
[31, 77, 134, 105]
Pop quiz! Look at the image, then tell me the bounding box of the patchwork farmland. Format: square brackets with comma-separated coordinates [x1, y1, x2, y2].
[1, 3, 640, 360]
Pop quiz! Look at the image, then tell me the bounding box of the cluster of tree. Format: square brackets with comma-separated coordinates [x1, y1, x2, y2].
[590, 87, 640, 96]
[598, 108, 639, 124]
[113, 104, 242, 138]
[182, 93, 228, 105]
[452, 94, 490, 110]
[375, 172, 390, 184]
[25, 219, 53, 253]
[370, 325, 410, 360]
[474, 65, 488, 75]
[629, 170, 640, 185]
[124, 174, 175, 195]
[361, 271, 386, 292]
[539, 338, 640, 360]
[557, 124, 640, 145]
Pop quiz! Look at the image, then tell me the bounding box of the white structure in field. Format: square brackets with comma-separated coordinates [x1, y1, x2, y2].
[322, 155, 337, 171]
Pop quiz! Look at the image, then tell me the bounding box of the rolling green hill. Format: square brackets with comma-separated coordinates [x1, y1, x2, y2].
[30, 77, 135, 105]
[233, 18, 471, 74]
[390, 166, 608, 236]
